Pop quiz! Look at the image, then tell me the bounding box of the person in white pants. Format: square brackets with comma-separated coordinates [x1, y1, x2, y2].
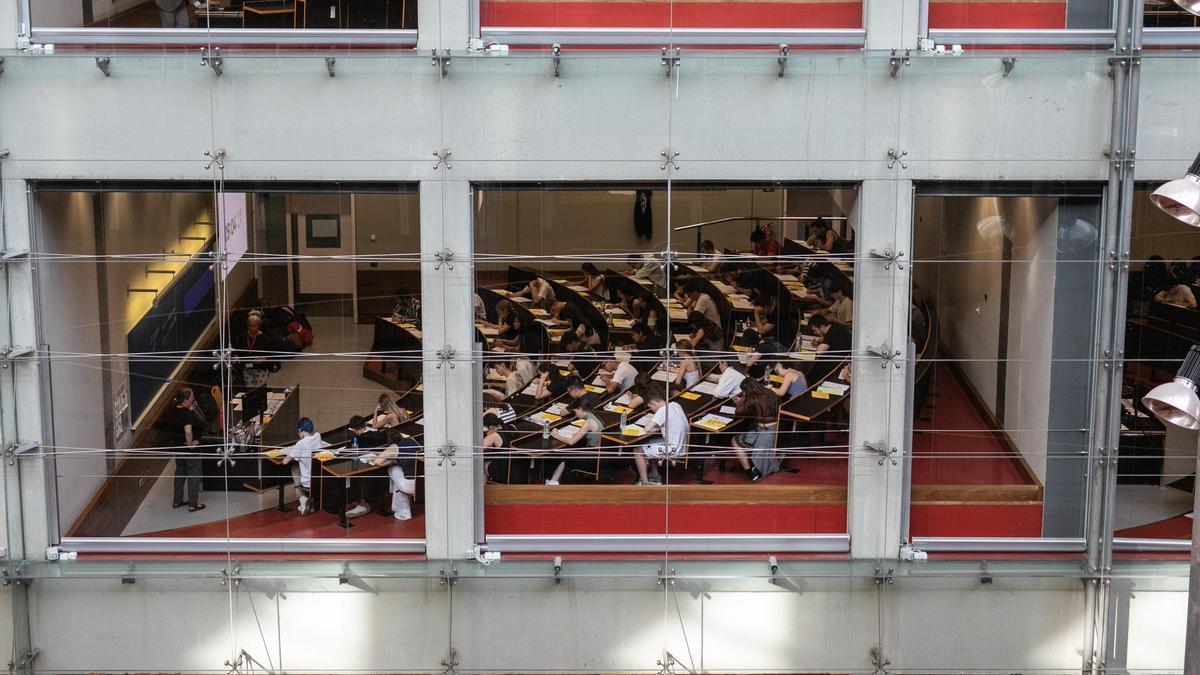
[371, 434, 420, 521]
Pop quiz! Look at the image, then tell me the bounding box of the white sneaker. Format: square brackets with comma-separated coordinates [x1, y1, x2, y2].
[345, 504, 370, 518]
[394, 509, 412, 521]
[298, 496, 310, 515]
[544, 479, 560, 486]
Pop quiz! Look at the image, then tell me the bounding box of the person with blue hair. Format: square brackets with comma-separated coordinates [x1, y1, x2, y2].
[281, 416, 323, 515]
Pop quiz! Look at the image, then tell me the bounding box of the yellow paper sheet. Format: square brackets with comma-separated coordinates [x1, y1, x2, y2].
[584, 385, 605, 394]
[622, 425, 645, 437]
[811, 390, 830, 399]
[314, 451, 335, 462]
[265, 448, 286, 459]
[679, 392, 701, 400]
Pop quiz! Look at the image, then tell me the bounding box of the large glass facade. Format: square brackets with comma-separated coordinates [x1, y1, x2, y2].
[1, 1, 1196, 671]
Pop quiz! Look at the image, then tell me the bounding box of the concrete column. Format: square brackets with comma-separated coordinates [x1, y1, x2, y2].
[420, 179, 478, 560]
[416, 0, 473, 51]
[847, 179, 911, 559]
[863, 0, 921, 52]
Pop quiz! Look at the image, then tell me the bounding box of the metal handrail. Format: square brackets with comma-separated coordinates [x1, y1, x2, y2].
[674, 215, 848, 250]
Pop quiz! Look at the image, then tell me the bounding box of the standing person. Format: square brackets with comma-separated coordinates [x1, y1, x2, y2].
[281, 417, 323, 515]
[169, 387, 206, 512]
[155, 0, 190, 27]
[634, 190, 653, 240]
[234, 313, 273, 388]
[634, 387, 688, 485]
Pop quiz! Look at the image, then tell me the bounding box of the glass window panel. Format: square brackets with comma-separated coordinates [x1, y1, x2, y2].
[29, 0, 417, 30]
[479, 0, 863, 31]
[927, 0, 1113, 30]
[909, 188, 1102, 539]
[1114, 187, 1199, 543]
[473, 183, 853, 544]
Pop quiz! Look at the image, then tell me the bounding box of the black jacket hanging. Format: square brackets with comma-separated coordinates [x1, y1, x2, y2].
[634, 190, 653, 240]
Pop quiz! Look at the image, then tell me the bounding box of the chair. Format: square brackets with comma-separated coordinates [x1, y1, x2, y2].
[242, 0, 297, 28]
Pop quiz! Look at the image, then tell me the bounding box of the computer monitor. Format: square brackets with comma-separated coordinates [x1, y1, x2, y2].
[243, 386, 268, 422]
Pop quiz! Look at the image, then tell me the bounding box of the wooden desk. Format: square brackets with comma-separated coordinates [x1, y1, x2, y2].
[243, 0, 297, 27]
[320, 456, 389, 527]
[780, 377, 850, 422]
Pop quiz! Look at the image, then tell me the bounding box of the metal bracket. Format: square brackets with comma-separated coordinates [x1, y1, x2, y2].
[553, 556, 563, 584]
[436, 443, 457, 467]
[1001, 56, 1016, 77]
[441, 647, 460, 675]
[204, 149, 226, 171]
[661, 47, 680, 78]
[656, 566, 676, 587]
[218, 565, 241, 588]
[873, 564, 895, 587]
[868, 247, 906, 270]
[864, 441, 899, 466]
[435, 345, 456, 369]
[0, 149, 9, 161]
[870, 646, 892, 674]
[777, 43, 789, 77]
[656, 651, 679, 675]
[1107, 54, 1140, 79]
[325, 56, 336, 77]
[200, 47, 223, 77]
[866, 344, 902, 370]
[7, 648, 40, 673]
[432, 48, 451, 77]
[886, 148, 908, 170]
[888, 49, 910, 78]
[433, 149, 453, 171]
[438, 567, 459, 587]
[4, 443, 41, 467]
[433, 247, 455, 270]
[95, 56, 111, 77]
[660, 150, 680, 171]
[0, 58, 5, 76]
[1, 345, 36, 365]
[552, 43, 562, 77]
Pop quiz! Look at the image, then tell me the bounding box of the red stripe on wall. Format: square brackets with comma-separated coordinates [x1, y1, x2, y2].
[927, 2, 1067, 29]
[486, 502, 847, 535]
[909, 503, 1044, 538]
[480, 2, 863, 29]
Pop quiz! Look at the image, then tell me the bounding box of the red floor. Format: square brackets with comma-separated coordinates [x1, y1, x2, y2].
[1115, 514, 1192, 540]
[140, 502, 425, 539]
[912, 364, 1029, 486]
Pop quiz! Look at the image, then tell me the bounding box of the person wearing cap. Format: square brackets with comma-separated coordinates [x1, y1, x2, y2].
[281, 417, 323, 515]
[599, 351, 638, 394]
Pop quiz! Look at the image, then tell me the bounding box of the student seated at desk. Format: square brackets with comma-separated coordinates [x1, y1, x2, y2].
[616, 286, 653, 328]
[740, 330, 786, 368]
[752, 293, 787, 339]
[630, 253, 667, 295]
[1155, 283, 1197, 309]
[687, 311, 724, 354]
[558, 331, 592, 356]
[677, 279, 721, 330]
[633, 386, 688, 486]
[626, 321, 665, 363]
[369, 430, 421, 521]
[806, 217, 847, 253]
[714, 360, 749, 398]
[544, 394, 603, 486]
[666, 339, 701, 388]
[580, 263, 605, 294]
[731, 378, 782, 482]
[768, 362, 809, 400]
[808, 315, 851, 354]
[700, 239, 724, 273]
[370, 393, 410, 429]
[816, 284, 854, 326]
[599, 352, 639, 394]
[281, 417, 322, 515]
[733, 269, 774, 302]
[483, 412, 524, 484]
[344, 416, 390, 518]
[486, 300, 519, 336]
[484, 357, 536, 400]
[533, 362, 573, 400]
[512, 278, 556, 309]
[748, 225, 780, 259]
